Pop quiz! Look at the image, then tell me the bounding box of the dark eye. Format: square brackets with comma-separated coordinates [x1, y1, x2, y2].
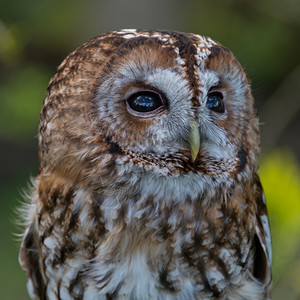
[207, 91, 225, 113]
[126, 90, 164, 115]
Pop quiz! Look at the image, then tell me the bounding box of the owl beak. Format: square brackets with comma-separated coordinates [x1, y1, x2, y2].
[187, 121, 200, 162]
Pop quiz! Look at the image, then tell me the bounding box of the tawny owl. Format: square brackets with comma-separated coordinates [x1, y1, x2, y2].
[19, 29, 272, 300]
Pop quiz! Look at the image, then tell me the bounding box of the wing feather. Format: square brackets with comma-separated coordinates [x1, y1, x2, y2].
[19, 219, 45, 299]
[253, 177, 272, 298]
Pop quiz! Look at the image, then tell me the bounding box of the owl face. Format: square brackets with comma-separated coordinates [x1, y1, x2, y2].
[93, 30, 257, 172]
[41, 29, 259, 189]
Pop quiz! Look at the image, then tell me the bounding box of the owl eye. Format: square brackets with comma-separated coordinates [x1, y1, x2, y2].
[207, 91, 225, 113]
[126, 90, 164, 115]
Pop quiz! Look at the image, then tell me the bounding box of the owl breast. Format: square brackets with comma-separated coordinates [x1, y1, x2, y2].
[19, 29, 272, 300]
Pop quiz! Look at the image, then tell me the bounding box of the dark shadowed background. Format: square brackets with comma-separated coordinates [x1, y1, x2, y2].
[0, 0, 299, 299]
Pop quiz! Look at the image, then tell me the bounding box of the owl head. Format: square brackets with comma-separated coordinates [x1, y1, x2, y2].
[39, 29, 259, 191]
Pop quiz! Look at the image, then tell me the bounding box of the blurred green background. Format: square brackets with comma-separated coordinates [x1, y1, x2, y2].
[0, 0, 299, 299]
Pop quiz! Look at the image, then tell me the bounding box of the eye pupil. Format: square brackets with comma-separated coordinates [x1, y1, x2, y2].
[126, 91, 164, 114]
[134, 95, 155, 109]
[207, 92, 225, 113]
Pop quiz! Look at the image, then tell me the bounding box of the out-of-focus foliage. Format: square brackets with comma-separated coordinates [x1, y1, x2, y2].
[0, 20, 24, 64]
[260, 150, 300, 298]
[0, 0, 299, 299]
[0, 179, 29, 299]
[0, 65, 50, 140]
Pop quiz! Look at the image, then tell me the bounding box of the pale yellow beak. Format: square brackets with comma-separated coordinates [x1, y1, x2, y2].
[187, 121, 200, 162]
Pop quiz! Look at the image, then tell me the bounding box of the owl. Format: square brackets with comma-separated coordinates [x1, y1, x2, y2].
[19, 29, 272, 300]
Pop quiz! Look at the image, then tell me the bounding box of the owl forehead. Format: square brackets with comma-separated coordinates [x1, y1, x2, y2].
[102, 29, 219, 105]
[111, 29, 216, 69]
[112, 29, 216, 62]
